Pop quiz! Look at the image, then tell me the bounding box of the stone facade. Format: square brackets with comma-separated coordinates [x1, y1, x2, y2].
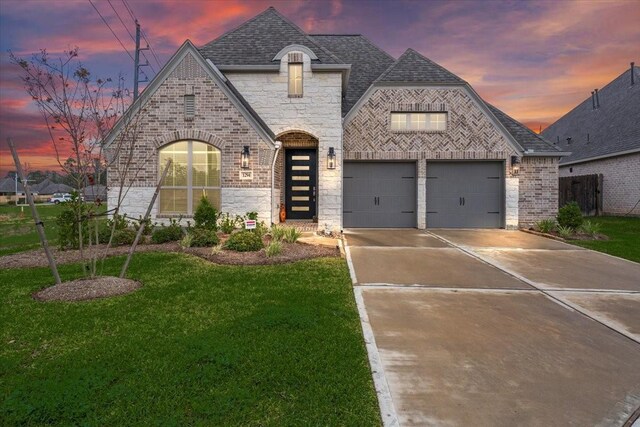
[225, 49, 343, 231]
[518, 156, 560, 227]
[107, 51, 274, 222]
[559, 152, 640, 215]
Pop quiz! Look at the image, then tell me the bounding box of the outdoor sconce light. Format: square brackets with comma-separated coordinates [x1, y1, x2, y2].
[241, 146, 250, 169]
[511, 155, 521, 176]
[327, 147, 336, 169]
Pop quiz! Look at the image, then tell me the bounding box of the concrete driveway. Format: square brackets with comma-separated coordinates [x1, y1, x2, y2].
[345, 229, 640, 427]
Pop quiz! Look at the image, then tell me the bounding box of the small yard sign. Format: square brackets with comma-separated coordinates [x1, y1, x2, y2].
[239, 170, 253, 180]
[244, 219, 257, 230]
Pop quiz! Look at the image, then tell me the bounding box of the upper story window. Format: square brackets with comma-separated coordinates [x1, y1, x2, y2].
[390, 112, 447, 131]
[288, 53, 303, 98]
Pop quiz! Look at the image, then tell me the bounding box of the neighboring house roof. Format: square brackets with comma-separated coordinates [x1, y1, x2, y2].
[83, 185, 107, 201]
[374, 48, 465, 85]
[310, 34, 395, 115]
[199, 7, 341, 65]
[40, 183, 74, 195]
[541, 64, 640, 165]
[0, 177, 23, 193]
[487, 104, 561, 154]
[31, 178, 53, 193]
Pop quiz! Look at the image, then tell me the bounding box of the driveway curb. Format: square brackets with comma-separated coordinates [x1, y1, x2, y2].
[344, 239, 400, 427]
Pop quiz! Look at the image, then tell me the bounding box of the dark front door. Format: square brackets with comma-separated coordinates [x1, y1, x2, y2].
[285, 149, 317, 220]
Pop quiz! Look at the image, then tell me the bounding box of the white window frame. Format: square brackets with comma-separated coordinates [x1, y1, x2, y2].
[158, 140, 221, 216]
[288, 62, 303, 98]
[390, 112, 448, 132]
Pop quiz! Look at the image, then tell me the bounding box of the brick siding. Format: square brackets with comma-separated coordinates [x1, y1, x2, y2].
[518, 156, 560, 227]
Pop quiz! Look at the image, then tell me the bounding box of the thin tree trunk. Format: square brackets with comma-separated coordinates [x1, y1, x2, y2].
[7, 138, 61, 284]
[120, 159, 172, 278]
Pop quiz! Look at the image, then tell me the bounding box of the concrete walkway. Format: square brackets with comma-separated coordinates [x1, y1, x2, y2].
[345, 228, 640, 427]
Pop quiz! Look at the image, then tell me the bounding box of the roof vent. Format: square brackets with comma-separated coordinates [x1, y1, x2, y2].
[594, 88, 600, 108]
[632, 62, 635, 85]
[587, 133, 590, 144]
[591, 91, 596, 110]
[566, 137, 572, 145]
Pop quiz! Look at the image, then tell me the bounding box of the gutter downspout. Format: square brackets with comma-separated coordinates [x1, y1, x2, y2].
[271, 140, 282, 226]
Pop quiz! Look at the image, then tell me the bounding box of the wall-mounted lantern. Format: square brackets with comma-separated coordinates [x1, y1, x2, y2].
[327, 147, 336, 169]
[511, 155, 521, 176]
[241, 146, 250, 169]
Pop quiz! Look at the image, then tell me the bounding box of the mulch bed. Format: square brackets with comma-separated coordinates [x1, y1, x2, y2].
[33, 276, 141, 302]
[0, 240, 340, 269]
[523, 228, 609, 242]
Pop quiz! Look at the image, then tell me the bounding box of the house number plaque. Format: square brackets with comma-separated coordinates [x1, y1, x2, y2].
[239, 170, 253, 180]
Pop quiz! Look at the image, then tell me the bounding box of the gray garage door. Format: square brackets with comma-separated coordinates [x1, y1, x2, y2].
[426, 162, 503, 228]
[344, 162, 416, 228]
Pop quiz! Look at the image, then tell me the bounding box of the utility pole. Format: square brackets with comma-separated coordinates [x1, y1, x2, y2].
[133, 20, 149, 102]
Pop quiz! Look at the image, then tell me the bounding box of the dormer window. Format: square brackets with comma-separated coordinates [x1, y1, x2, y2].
[288, 53, 303, 98]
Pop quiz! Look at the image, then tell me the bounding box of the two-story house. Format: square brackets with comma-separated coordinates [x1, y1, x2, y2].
[105, 7, 566, 231]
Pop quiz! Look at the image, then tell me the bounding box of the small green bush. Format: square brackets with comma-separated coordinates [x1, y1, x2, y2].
[189, 228, 220, 247]
[283, 227, 302, 243]
[265, 241, 283, 257]
[535, 218, 557, 234]
[224, 230, 264, 252]
[151, 220, 184, 244]
[556, 225, 574, 239]
[111, 228, 137, 246]
[557, 202, 583, 229]
[133, 216, 155, 236]
[56, 192, 88, 250]
[193, 196, 218, 231]
[580, 220, 601, 237]
[180, 233, 193, 248]
[210, 244, 223, 255]
[218, 213, 237, 234]
[270, 225, 287, 242]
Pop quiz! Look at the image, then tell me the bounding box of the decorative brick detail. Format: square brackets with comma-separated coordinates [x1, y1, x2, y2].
[107, 52, 274, 221]
[344, 87, 516, 156]
[518, 156, 560, 227]
[559, 152, 640, 215]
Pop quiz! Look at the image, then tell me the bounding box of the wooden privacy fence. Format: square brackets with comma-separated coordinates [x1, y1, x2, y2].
[559, 174, 603, 216]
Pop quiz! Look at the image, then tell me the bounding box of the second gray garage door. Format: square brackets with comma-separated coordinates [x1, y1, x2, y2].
[426, 161, 504, 228]
[344, 162, 416, 228]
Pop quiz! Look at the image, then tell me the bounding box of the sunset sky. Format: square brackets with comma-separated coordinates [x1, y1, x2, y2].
[1, 0, 638, 174]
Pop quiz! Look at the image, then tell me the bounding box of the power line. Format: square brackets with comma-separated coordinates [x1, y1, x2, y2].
[88, 0, 134, 62]
[121, 0, 162, 69]
[107, 0, 135, 43]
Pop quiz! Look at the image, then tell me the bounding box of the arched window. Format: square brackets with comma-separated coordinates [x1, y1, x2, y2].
[158, 140, 221, 215]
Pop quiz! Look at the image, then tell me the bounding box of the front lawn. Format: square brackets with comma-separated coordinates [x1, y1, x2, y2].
[0, 253, 380, 425]
[0, 203, 107, 256]
[571, 216, 640, 263]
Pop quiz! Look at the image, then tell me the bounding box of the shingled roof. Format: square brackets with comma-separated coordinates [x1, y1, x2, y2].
[541, 64, 640, 164]
[310, 34, 395, 115]
[199, 7, 341, 65]
[487, 104, 561, 153]
[374, 48, 465, 85]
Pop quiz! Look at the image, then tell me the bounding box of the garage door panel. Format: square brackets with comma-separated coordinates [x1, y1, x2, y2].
[427, 162, 503, 229]
[344, 162, 416, 228]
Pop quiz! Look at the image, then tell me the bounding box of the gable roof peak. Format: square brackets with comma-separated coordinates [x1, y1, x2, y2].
[374, 47, 465, 85]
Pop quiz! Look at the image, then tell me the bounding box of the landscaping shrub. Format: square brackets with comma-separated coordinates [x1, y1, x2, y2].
[218, 213, 236, 234]
[133, 216, 155, 236]
[193, 196, 218, 231]
[224, 230, 264, 252]
[151, 219, 183, 244]
[189, 228, 220, 247]
[210, 244, 223, 255]
[557, 202, 583, 229]
[283, 227, 302, 243]
[270, 225, 287, 242]
[580, 220, 601, 237]
[56, 193, 88, 250]
[535, 218, 557, 234]
[265, 240, 283, 257]
[111, 228, 137, 246]
[556, 225, 574, 239]
[180, 233, 193, 248]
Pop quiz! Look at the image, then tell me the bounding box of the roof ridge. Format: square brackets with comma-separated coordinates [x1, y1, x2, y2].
[265, 7, 343, 64]
[488, 103, 558, 151]
[374, 49, 412, 83]
[312, 33, 395, 63]
[200, 7, 273, 49]
[406, 48, 466, 83]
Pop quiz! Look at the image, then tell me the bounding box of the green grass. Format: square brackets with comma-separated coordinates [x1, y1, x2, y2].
[0, 253, 380, 426]
[0, 204, 106, 256]
[571, 216, 640, 262]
